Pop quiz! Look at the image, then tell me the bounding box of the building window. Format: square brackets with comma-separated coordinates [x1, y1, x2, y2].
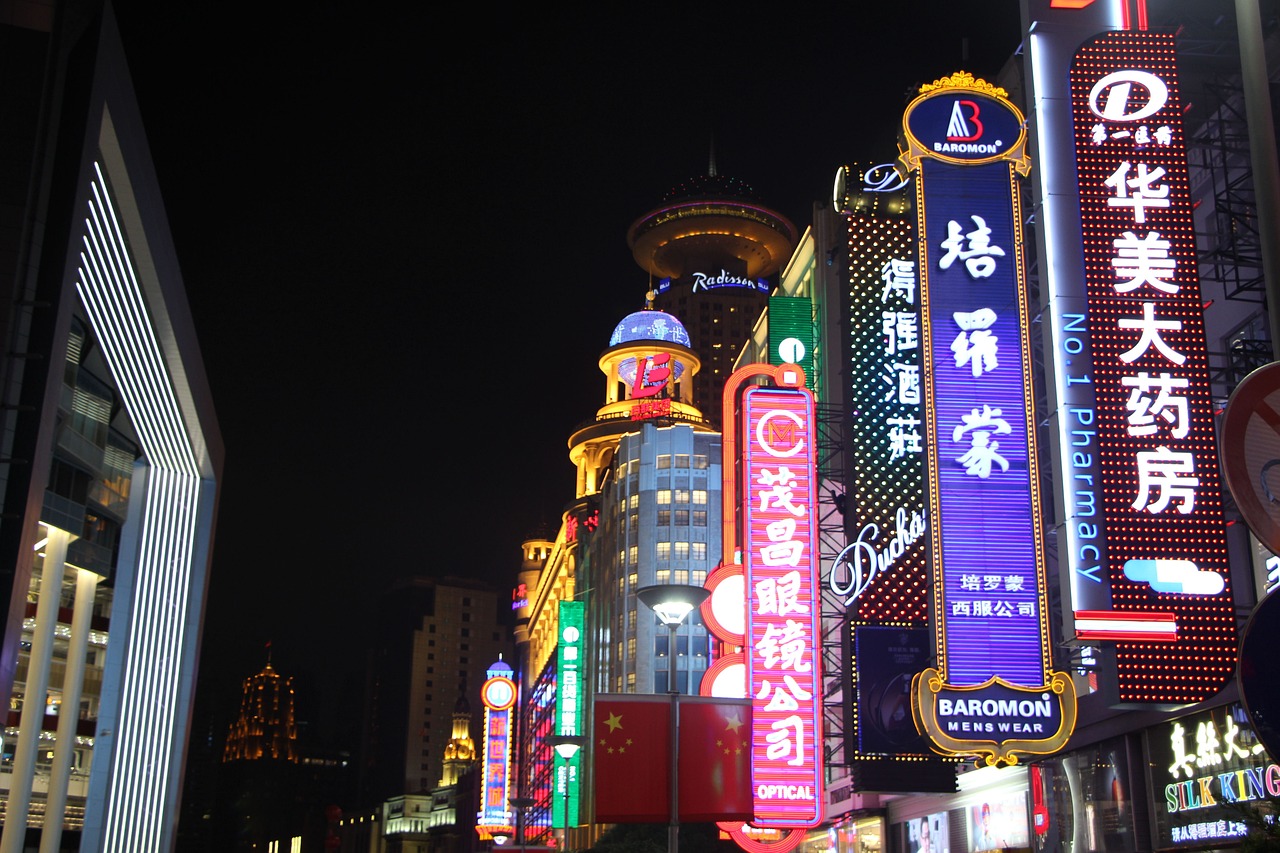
[657, 489, 672, 506]
[628, 609, 637, 631]
[675, 509, 689, 525]
[629, 571, 638, 588]
[656, 542, 671, 560]
[674, 569, 689, 584]
[656, 569, 671, 583]
[463, 597, 472, 606]
[627, 673, 636, 692]
[692, 542, 707, 561]
[693, 489, 708, 505]
[627, 638, 636, 660]
[692, 569, 707, 586]
[657, 455, 671, 470]
[618, 577, 626, 594]
[675, 454, 690, 468]
[675, 489, 691, 504]
[462, 613, 471, 622]
[693, 455, 710, 470]
[692, 510, 707, 526]
[629, 494, 640, 510]
[674, 541, 690, 560]
[616, 676, 624, 692]
[461, 629, 471, 638]
[629, 546, 638, 566]
[657, 508, 671, 525]
[629, 514, 639, 532]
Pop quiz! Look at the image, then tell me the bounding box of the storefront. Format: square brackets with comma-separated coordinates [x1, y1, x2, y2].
[797, 813, 887, 853]
[888, 765, 1031, 853]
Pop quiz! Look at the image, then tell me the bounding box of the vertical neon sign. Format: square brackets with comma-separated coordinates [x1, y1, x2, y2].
[479, 660, 518, 833]
[743, 377, 824, 827]
[901, 72, 1075, 766]
[554, 601, 584, 827]
[1066, 32, 1237, 704]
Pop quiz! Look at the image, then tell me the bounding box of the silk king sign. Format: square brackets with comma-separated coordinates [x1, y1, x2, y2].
[899, 72, 1075, 766]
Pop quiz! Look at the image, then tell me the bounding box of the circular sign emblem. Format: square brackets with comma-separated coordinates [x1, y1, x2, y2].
[1219, 362, 1280, 555]
[481, 675, 517, 711]
[903, 89, 1026, 166]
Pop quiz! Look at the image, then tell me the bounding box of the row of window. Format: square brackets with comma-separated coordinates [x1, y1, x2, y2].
[619, 489, 709, 511]
[614, 568, 707, 593]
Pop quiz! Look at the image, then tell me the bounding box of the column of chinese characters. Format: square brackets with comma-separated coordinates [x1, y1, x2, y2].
[1103, 156, 1199, 515]
[881, 258, 922, 460]
[940, 217, 1009, 480]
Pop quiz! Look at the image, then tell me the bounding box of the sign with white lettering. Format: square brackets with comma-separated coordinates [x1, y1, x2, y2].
[1068, 31, 1237, 705]
[901, 72, 1075, 766]
[1144, 703, 1272, 848]
[555, 602, 584, 827]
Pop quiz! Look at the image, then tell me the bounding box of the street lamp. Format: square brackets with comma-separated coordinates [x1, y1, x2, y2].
[509, 796, 535, 853]
[549, 734, 585, 850]
[635, 584, 711, 853]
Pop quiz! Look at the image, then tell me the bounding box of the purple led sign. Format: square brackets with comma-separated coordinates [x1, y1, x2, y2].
[901, 73, 1075, 766]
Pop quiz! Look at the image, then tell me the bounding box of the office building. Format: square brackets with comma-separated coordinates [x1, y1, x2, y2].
[0, 1, 222, 850]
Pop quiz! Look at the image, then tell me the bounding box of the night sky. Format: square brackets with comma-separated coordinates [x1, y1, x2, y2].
[107, 2, 1023, 740]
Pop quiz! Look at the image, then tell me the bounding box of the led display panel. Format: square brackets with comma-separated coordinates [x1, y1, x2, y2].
[743, 384, 824, 827]
[478, 663, 518, 830]
[1068, 32, 1237, 705]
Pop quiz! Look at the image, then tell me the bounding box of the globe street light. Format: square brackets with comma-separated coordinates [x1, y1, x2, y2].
[549, 734, 585, 850]
[635, 584, 711, 853]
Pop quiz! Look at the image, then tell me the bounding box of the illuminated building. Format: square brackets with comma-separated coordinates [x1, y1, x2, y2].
[0, 2, 222, 851]
[222, 658, 298, 763]
[628, 165, 797, 428]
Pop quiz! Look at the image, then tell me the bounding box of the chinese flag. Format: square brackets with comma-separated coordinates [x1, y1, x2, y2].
[593, 695, 671, 823]
[677, 697, 753, 822]
[593, 694, 753, 824]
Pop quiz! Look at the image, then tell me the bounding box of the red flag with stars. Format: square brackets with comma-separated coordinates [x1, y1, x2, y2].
[677, 696, 753, 822]
[593, 694, 670, 823]
[592, 694, 753, 824]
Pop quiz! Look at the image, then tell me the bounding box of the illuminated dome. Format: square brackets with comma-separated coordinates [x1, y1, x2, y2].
[609, 310, 691, 386]
[608, 310, 691, 348]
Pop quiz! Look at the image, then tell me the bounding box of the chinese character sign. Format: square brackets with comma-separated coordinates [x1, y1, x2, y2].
[743, 385, 823, 827]
[1069, 32, 1236, 705]
[900, 75, 1074, 766]
[555, 601, 585, 826]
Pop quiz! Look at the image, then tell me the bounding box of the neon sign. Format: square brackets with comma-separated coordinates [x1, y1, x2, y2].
[554, 601, 584, 827]
[901, 72, 1075, 766]
[742, 380, 823, 827]
[1146, 703, 1271, 847]
[478, 661, 518, 829]
[1067, 31, 1237, 704]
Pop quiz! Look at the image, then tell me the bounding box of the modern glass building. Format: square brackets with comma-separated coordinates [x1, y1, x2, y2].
[0, 2, 222, 850]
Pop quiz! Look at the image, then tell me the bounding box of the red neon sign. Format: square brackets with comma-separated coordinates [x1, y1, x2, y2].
[742, 385, 823, 827]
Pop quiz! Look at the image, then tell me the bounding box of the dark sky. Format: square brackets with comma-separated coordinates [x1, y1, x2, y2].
[108, 2, 1024, 736]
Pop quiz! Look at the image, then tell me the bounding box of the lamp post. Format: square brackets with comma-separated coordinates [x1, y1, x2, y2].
[509, 796, 535, 853]
[635, 584, 711, 853]
[548, 735, 584, 851]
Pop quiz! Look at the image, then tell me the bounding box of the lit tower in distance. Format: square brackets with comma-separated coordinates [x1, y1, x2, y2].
[627, 157, 797, 428]
[223, 653, 298, 763]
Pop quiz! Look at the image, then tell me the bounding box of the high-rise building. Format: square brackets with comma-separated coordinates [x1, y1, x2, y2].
[0, 2, 222, 850]
[359, 577, 511, 806]
[223, 657, 299, 764]
[627, 167, 797, 428]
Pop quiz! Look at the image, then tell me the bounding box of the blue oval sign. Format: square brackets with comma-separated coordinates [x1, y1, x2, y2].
[903, 90, 1025, 165]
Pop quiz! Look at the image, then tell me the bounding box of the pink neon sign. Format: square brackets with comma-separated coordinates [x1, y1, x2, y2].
[743, 385, 824, 828]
